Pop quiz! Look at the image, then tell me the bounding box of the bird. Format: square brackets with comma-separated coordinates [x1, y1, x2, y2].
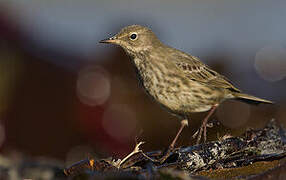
[100, 25, 273, 160]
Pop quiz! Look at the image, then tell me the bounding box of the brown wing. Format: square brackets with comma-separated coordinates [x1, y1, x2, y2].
[174, 55, 240, 92]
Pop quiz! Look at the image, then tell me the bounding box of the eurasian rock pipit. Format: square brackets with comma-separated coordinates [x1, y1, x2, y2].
[100, 25, 272, 160]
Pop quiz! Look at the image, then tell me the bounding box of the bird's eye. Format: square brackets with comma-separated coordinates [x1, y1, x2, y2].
[130, 33, 138, 40]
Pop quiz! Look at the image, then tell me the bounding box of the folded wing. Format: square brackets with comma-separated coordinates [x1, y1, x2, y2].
[174, 55, 241, 92]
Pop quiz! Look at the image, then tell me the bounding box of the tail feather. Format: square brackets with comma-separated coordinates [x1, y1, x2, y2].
[232, 92, 273, 105]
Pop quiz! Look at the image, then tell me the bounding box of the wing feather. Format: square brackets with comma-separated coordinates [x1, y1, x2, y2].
[174, 55, 240, 92]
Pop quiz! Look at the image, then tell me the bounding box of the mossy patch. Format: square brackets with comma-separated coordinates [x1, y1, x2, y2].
[197, 160, 279, 179]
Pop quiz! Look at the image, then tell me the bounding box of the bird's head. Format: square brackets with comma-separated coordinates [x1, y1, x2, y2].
[100, 25, 161, 55]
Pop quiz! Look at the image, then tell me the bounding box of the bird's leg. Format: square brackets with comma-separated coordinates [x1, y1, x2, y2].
[159, 119, 188, 163]
[169, 119, 189, 150]
[193, 104, 218, 144]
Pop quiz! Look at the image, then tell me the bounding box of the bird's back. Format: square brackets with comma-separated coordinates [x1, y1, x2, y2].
[164, 46, 240, 93]
[163, 46, 273, 105]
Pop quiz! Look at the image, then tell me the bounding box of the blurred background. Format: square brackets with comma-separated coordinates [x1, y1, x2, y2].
[0, 0, 285, 168]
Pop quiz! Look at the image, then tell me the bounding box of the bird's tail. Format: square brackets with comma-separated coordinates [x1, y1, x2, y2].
[232, 92, 273, 105]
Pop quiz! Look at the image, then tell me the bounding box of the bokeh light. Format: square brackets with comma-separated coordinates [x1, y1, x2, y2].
[77, 66, 111, 106]
[254, 45, 286, 82]
[217, 100, 251, 129]
[102, 104, 137, 143]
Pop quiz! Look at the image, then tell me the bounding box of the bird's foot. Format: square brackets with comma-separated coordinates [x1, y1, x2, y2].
[192, 121, 217, 144]
[192, 121, 214, 144]
[192, 105, 219, 144]
[159, 119, 188, 164]
[192, 126, 203, 144]
[158, 145, 174, 164]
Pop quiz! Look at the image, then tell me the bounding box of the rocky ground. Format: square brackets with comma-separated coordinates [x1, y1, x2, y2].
[1, 119, 286, 180]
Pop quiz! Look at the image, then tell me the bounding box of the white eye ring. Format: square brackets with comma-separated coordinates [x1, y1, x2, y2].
[129, 32, 138, 41]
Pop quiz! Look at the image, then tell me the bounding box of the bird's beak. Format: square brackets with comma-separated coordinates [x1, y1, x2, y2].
[99, 36, 118, 44]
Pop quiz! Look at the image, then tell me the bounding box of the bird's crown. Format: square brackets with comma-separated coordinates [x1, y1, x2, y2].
[100, 25, 162, 54]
